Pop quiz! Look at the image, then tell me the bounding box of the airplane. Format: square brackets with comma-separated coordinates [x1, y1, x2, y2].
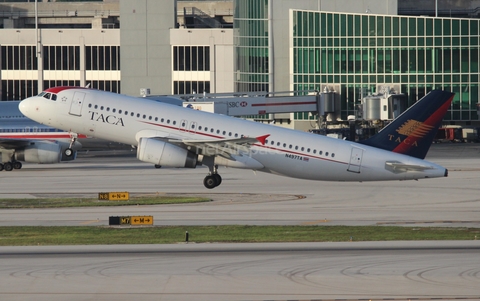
[0, 101, 134, 171]
[0, 101, 84, 171]
[18, 87, 454, 189]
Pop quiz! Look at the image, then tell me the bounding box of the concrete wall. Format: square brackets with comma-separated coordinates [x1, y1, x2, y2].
[119, 0, 174, 97]
[170, 28, 234, 93]
[0, 1, 119, 29]
[399, 0, 480, 10]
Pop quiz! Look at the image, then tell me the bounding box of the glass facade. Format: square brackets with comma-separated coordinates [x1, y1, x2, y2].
[234, 0, 269, 92]
[293, 11, 480, 122]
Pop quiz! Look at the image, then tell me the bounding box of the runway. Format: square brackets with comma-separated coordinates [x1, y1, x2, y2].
[1, 242, 480, 301]
[0, 143, 480, 300]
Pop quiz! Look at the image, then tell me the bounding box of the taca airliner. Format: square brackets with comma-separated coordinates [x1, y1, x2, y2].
[19, 87, 454, 189]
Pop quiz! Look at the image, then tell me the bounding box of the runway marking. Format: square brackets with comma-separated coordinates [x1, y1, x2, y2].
[377, 221, 480, 225]
[301, 219, 330, 225]
[80, 220, 101, 225]
[252, 298, 480, 301]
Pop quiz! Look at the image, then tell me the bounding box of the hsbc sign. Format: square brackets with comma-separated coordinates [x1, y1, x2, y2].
[228, 101, 248, 108]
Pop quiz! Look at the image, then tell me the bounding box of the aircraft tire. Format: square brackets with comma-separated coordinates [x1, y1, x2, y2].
[154, 164, 161, 168]
[203, 175, 218, 189]
[64, 148, 74, 157]
[13, 161, 22, 169]
[3, 162, 13, 171]
[0, 163, 3, 171]
[213, 174, 222, 186]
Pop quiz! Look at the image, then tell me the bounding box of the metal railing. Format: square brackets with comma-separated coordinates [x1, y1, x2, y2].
[182, 6, 222, 28]
[0, 10, 119, 18]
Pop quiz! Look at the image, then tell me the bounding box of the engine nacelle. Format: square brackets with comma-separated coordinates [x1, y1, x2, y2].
[137, 138, 197, 168]
[15, 141, 62, 163]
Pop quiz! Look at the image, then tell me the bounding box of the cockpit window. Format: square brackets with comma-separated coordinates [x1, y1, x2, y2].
[37, 91, 57, 100]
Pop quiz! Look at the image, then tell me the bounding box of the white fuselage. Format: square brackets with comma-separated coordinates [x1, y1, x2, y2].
[19, 89, 447, 181]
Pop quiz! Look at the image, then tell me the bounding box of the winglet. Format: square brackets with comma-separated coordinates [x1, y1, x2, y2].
[256, 134, 270, 145]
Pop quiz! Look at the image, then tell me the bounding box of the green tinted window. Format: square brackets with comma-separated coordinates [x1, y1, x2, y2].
[401, 18, 408, 35]
[470, 20, 478, 35]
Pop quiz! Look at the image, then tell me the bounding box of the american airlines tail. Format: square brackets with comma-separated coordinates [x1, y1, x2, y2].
[359, 90, 455, 159]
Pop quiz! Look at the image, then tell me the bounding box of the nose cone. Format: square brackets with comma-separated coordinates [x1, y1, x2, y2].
[19, 98, 30, 116]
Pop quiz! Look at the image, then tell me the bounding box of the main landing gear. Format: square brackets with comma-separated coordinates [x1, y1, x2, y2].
[0, 161, 22, 172]
[203, 165, 222, 189]
[203, 164, 222, 189]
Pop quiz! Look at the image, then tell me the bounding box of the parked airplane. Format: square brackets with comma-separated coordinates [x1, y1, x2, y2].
[19, 87, 454, 188]
[0, 101, 85, 171]
[0, 101, 132, 171]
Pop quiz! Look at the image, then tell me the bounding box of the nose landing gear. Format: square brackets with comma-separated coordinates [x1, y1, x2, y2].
[64, 133, 78, 157]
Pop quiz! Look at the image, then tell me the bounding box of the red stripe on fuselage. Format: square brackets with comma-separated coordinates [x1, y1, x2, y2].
[251, 101, 316, 107]
[0, 134, 88, 139]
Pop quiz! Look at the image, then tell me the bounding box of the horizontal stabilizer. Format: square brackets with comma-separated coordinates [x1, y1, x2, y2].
[385, 160, 434, 173]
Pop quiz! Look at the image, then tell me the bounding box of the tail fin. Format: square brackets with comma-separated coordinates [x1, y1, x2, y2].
[359, 90, 454, 159]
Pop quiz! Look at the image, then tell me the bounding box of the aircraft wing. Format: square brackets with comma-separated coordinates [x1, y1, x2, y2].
[385, 161, 434, 173]
[0, 138, 33, 150]
[167, 134, 270, 160]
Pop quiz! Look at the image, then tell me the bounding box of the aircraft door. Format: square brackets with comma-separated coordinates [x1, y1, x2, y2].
[347, 147, 363, 173]
[180, 119, 188, 132]
[69, 92, 86, 116]
[189, 121, 197, 133]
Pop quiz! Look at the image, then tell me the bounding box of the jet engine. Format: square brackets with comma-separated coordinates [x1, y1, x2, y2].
[137, 138, 197, 168]
[15, 141, 62, 163]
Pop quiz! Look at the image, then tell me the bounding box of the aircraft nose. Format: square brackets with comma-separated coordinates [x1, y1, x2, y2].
[19, 98, 31, 117]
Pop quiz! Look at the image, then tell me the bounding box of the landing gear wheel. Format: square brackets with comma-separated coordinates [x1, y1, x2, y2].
[203, 175, 218, 189]
[154, 164, 161, 169]
[13, 161, 22, 169]
[213, 174, 222, 186]
[64, 148, 74, 157]
[3, 162, 13, 171]
[64, 133, 78, 158]
[0, 163, 3, 171]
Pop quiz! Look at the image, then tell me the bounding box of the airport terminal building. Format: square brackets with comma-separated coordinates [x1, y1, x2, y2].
[1, 0, 480, 129]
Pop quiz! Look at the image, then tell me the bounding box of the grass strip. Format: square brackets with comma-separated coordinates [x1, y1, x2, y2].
[0, 225, 479, 246]
[0, 196, 210, 208]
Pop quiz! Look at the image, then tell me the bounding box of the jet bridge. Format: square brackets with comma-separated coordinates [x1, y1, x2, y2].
[173, 90, 324, 117]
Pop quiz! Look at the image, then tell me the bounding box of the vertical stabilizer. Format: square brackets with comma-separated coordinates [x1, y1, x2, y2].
[359, 90, 454, 159]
